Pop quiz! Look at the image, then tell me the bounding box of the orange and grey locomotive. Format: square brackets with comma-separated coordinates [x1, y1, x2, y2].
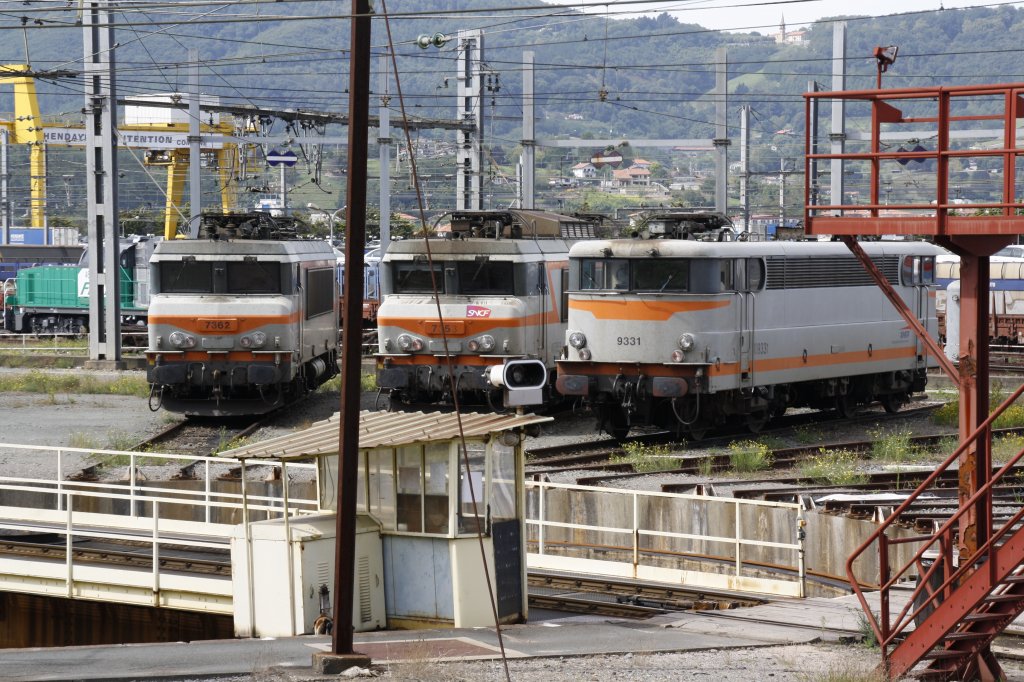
[375, 210, 598, 408]
[145, 213, 339, 416]
[556, 232, 940, 439]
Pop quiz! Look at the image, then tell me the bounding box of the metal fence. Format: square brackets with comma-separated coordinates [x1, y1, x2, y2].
[525, 480, 807, 598]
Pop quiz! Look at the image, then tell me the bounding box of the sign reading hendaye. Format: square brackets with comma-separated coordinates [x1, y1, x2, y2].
[44, 128, 223, 149]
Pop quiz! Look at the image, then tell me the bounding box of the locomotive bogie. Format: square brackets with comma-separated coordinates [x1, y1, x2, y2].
[558, 239, 942, 438]
[145, 239, 339, 416]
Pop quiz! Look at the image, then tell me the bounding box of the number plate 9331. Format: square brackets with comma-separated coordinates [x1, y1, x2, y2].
[616, 336, 640, 346]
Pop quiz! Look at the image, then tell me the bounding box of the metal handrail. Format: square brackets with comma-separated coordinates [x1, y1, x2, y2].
[0, 443, 319, 519]
[525, 480, 806, 596]
[845, 380, 1024, 662]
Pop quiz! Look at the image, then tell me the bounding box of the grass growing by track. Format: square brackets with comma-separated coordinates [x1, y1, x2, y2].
[0, 370, 149, 397]
[728, 440, 773, 474]
[796, 448, 868, 486]
[868, 429, 929, 465]
[609, 441, 679, 473]
[316, 372, 376, 393]
[932, 382, 1024, 429]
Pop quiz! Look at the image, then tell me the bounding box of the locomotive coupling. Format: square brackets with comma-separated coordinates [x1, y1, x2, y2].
[486, 359, 548, 407]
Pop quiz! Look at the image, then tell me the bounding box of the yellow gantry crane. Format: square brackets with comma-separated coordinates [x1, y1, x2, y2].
[0, 65, 239, 236]
[0, 65, 45, 229]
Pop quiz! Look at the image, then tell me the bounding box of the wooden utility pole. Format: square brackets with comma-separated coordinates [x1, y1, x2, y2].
[312, 1, 372, 673]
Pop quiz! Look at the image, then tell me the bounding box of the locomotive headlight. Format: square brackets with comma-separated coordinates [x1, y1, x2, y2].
[168, 331, 196, 349]
[671, 350, 685, 363]
[578, 348, 592, 361]
[239, 331, 267, 349]
[467, 335, 494, 353]
[397, 334, 424, 352]
[678, 333, 695, 351]
[568, 331, 587, 349]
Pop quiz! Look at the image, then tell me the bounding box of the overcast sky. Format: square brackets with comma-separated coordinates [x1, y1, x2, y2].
[545, 1, 1018, 33]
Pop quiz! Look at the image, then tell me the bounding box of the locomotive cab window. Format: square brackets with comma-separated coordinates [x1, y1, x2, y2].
[747, 258, 766, 291]
[158, 260, 214, 293]
[305, 267, 336, 319]
[394, 263, 443, 294]
[580, 258, 629, 290]
[632, 259, 689, 292]
[902, 255, 936, 286]
[226, 261, 282, 294]
[455, 259, 515, 295]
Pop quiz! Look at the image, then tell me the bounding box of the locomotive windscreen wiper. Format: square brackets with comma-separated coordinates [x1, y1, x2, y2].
[659, 274, 675, 292]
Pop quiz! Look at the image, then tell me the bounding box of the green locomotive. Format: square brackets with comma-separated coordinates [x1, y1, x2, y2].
[2, 238, 156, 333]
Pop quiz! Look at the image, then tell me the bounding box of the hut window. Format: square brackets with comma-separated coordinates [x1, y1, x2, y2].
[367, 448, 396, 530]
[458, 445, 487, 534]
[424, 443, 450, 534]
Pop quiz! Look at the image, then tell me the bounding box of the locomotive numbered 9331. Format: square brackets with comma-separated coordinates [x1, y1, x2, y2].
[556, 238, 941, 439]
[145, 213, 339, 416]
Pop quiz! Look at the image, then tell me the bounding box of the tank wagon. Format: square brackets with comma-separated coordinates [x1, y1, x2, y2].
[935, 252, 1024, 345]
[556, 233, 941, 439]
[2, 238, 154, 333]
[375, 210, 599, 408]
[145, 213, 339, 416]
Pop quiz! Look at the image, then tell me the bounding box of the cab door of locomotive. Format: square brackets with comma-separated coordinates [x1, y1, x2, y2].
[905, 255, 934, 370]
[733, 258, 757, 388]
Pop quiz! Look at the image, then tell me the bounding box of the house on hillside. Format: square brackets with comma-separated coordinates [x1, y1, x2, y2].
[611, 165, 651, 188]
[571, 162, 597, 179]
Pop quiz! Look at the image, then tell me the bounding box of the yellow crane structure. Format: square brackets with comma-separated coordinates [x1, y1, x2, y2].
[0, 65, 45, 230]
[0, 65, 238, 237]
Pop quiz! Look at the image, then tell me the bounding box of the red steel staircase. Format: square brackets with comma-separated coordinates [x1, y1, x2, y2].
[847, 383, 1024, 680]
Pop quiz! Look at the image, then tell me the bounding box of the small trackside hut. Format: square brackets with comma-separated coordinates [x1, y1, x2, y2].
[221, 409, 551, 636]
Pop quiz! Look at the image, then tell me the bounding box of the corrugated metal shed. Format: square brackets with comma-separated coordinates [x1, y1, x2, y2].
[221, 410, 553, 461]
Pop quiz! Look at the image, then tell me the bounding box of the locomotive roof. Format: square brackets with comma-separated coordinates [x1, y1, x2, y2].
[384, 237, 571, 259]
[448, 209, 598, 239]
[152, 239, 336, 258]
[568, 239, 945, 259]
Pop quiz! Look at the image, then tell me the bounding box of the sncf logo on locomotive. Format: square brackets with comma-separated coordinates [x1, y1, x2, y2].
[466, 305, 492, 318]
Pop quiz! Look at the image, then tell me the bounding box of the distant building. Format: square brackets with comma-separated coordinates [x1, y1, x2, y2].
[571, 162, 597, 179]
[772, 15, 807, 44]
[631, 158, 653, 169]
[611, 165, 651, 187]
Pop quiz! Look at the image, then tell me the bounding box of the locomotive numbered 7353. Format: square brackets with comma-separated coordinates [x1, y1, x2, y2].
[556, 236, 941, 439]
[145, 213, 339, 416]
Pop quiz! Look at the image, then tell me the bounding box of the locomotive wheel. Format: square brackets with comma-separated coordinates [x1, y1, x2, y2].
[745, 410, 769, 434]
[598, 404, 630, 440]
[835, 394, 858, 419]
[881, 392, 908, 414]
[685, 422, 709, 441]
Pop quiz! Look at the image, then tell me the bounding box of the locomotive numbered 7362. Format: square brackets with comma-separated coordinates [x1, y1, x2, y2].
[145, 213, 339, 416]
[556, 236, 941, 439]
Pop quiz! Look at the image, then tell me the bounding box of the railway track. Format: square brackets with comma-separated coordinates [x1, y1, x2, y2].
[575, 423, 1024, 489]
[0, 535, 230, 575]
[62, 416, 268, 482]
[528, 569, 766, 612]
[526, 403, 945, 478]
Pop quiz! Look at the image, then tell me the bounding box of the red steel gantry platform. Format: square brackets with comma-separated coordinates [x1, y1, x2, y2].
[805, 80, 1024, 680]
